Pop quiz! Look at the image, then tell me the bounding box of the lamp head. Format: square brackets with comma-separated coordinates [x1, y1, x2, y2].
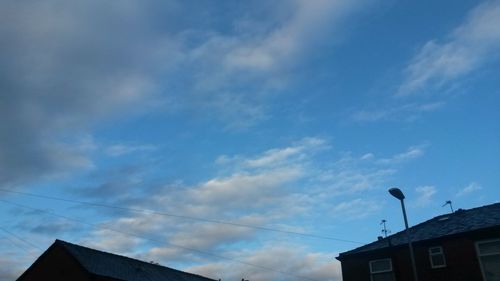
[389, 187, 405, 200]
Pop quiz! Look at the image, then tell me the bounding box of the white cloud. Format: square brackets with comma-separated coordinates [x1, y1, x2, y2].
[360, 153, 375, 160]
[352, 102, 445, 122]
[188, 244, 342, 281]
[314, 144, 426, 195]
[415, 185, 437, 207]
[399, 1, 500, 95]
[318, 168, 396, 194]
[331, 198, 381, 220]
[456, 182, 483, 196]
[0, 239, 40, 280]
[218, 137, 327, 169]
[0, 1, 174, 188]
[245, 146, 306, 168]
[349, 3, 499, 122]
[59, 139, 379, 274]
[377, 144, 427, 165]
[84, 228, 143, 257]
[182, 0, 367, 128]
[0, 256, 26, 280]
[191, 168, 303, 208]
[105, 144, 156, 157]
[75, 139, 325, 265]
[11, 138, 424, 280]
[223, 0, 362, 72]
[0, 0, 369, 188]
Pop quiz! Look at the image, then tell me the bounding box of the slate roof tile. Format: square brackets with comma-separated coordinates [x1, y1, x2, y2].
[56, 240, 216, 281]
[339, 202, 500, 257]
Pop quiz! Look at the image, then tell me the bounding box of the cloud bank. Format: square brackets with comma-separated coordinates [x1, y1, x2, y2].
[0, 0, 366, 189]
[399, 0, 500, 96]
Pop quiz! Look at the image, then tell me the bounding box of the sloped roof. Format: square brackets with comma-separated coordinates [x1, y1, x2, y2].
[338, 202, 500, 258]
[55, 240, 216, 281]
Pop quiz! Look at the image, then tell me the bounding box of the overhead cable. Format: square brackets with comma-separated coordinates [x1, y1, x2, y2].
[0, 199, 324, 281]
[0, 188, 363, 244]
[0, 226, 43, 251]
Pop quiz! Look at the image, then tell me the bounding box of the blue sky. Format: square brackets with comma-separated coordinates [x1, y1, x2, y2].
[1, 0, 499, 280]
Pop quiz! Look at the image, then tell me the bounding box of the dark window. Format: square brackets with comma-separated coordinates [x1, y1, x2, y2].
[369, 259, 395, 281]
[477, 239, 500, 281]
[428, 246, 446, 268]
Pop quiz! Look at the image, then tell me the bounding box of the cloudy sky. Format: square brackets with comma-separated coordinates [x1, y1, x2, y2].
[1, 0, 499, 280]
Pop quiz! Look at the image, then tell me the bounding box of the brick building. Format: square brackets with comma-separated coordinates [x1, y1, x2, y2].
[17, 239, 217, 281]
[336, 202, 500, 281]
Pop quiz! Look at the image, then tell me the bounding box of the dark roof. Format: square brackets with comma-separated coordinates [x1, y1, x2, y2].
[338, 202, 500, 258]
[55, 240, 216, 281]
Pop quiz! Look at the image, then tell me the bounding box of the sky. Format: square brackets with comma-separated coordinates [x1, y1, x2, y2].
[0, 0, 499, 280]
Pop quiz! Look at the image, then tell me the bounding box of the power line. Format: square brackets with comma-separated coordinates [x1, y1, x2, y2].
[0, 226, 43, 251]
[0, 199, 322, 281]
[0, 188, 363, 244]
[0, 231, 31, 252]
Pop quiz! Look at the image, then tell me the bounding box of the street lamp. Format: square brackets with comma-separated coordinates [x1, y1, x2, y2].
[388, 187, 419, 281]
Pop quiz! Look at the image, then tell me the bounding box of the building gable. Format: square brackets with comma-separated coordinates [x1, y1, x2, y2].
[16, 242, 92, 281]
[17, 240, 217, 281]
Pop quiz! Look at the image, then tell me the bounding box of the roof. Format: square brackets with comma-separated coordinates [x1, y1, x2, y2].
[338, 202, 500, 258]
[54, 240, 216, 281]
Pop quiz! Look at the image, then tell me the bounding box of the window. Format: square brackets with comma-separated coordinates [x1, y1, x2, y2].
[428, 246, 446, 268]
[369, 259, 395, 281]
[477, 239, 500, 281]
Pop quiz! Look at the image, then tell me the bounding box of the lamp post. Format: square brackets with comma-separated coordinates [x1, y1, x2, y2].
[388, 187, 419, 281]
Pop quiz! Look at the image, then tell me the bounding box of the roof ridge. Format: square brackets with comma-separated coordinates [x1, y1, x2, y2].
[385, 201, 500, 238]
[55, 239, 215, 280]
[455, 201, 500, 212]
[338, 202, 500, 257]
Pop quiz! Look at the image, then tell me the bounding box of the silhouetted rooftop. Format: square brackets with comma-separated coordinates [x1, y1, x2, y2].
[338, 202, 500, 258]
[55, 240, 216, 281]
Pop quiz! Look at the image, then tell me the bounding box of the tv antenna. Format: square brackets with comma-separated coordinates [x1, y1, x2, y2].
[380, 219, 390, 238]
[442, 200, 454, 213]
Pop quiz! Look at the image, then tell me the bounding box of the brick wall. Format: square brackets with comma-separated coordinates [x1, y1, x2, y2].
[339, 234, 489, 281]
